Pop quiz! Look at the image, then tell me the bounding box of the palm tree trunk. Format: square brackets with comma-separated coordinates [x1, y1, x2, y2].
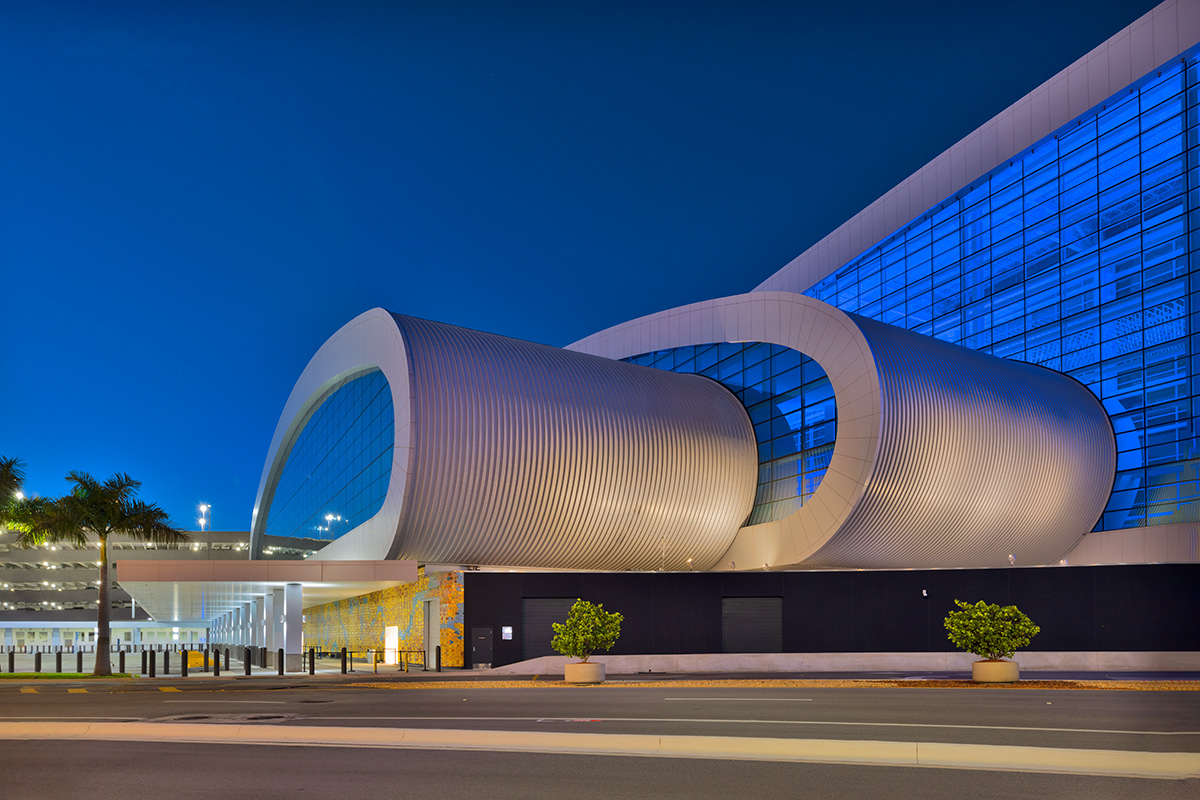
[94, 536, 112, 676]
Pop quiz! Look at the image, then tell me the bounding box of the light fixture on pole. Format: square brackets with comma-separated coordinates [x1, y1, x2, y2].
[198, 504, 211, 554]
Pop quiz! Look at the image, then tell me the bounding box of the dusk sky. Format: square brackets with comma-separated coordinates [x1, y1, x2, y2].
[2, 0, 1161, 532]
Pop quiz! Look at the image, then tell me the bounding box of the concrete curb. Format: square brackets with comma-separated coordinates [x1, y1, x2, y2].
[491, 652, 1200, 674]
[1, 722, 1196, 779]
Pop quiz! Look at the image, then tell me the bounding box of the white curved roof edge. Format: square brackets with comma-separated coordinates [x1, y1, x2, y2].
[249, 309, 412, 561]
[756, 0, 1200, 295]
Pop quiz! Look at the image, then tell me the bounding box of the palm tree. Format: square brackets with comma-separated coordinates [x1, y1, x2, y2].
[13, 471, 189, 675]
[0, 455, 26, 528]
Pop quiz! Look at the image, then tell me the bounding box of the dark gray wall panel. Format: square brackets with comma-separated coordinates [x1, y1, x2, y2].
[464, 564, 1200, 666]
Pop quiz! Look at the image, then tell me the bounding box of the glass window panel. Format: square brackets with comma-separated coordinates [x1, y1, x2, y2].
[625, 342, 836, 524]
[1098, 145, 1139, 184]
[800, 55, 1195, 533]
[263, 370, 394, 541]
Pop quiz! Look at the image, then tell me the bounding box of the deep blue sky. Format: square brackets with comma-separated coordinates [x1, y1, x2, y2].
[1, 0, 1161, 531]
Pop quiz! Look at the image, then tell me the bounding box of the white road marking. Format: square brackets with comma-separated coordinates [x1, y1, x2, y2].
[160, 700, 288, 704]
[313, 715, 1200, 736]
[663, 697, 812, 701]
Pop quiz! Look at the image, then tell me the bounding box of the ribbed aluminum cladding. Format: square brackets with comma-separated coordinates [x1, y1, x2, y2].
[389, 315, 758, 570]
[802, 313, 1117, 568]
[570, 292, 1117, 570]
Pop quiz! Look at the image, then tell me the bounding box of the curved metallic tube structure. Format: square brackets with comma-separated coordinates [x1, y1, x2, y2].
[251, 309, 758, 569]
[255, 293, 1115, 571]
[572, 292, 1116, 569]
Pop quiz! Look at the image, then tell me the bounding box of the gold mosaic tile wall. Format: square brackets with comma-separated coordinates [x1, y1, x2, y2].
[303, 568, 463, 667]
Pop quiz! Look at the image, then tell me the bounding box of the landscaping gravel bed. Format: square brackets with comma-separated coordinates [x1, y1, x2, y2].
[346, 678, 1200, 691]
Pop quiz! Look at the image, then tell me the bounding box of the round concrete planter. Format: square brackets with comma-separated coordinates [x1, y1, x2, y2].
[565, 661, 606, 684]
[972, 659, 1019, 683]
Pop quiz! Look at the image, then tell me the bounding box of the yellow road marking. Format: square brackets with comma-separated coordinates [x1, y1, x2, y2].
[158, 687, 181, 692]
[20, 687, 37, 693]
[67, 688, 88, 694]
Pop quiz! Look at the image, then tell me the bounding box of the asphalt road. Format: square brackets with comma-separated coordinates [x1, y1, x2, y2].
[2, 677, 1197, 754]
[2, 740, 1199, 800]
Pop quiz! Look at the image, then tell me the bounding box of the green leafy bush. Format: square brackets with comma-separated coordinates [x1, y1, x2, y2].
[551, 599, 623, 663]
[944, 599, 1040, 661]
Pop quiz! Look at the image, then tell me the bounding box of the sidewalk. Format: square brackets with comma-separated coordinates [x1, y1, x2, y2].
[0, 652, 424, 678]
[3, 651, 1199, 684]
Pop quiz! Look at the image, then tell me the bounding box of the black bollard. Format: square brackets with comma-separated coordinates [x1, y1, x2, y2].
[340, 647, 347, 675]
[213, 650, 220, 677]
[163, 650, 170, 675]
[118, 650, 125, 674]
[224, 648, 230, 671]
[243, 649, 251, 676]
[436, 645, 441, 672]
[34, 652, 41, 673]
[277, 648, 284, 676]
[203, 648, 209, 673]
[149, 650, 156, 678]
[308, 647, 315, 676]
[141, 650, 148, 675]
[181, 649, 188, 678]
[56, 650, 62, 673]
[7, 651, 13, 673]
[77, 650, 83, 672]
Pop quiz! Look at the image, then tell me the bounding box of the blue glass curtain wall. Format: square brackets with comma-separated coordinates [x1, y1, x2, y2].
[263, 369, 394, 541]
[804, 50, 1200, 531]
[624, 343, 836, 525]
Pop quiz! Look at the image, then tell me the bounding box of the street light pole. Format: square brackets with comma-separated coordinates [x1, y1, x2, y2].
[198, 504, 210, 554]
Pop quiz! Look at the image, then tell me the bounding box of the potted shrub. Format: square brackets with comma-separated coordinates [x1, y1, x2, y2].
[944, 599, 1040, 683]
[552, 599, 623, 684]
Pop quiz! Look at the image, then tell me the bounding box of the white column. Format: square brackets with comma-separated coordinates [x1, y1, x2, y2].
[249, 598, 261, 648]
[263, 591, 276, 654]
[283, 583, 302, 672]
[272, 588, 285, 659]
[256, 596, 266, 650]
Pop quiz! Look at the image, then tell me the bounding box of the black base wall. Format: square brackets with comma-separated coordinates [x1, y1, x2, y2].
[463, 563, 1200, 668]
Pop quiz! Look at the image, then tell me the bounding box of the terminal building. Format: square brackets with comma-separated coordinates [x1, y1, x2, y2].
[7, 0, 1199, 671]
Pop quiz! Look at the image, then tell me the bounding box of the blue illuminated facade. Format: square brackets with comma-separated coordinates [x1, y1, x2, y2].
[802, 51, 1199, 533]
[263, 369, 394, 541]
[625, 343, 835, 524]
